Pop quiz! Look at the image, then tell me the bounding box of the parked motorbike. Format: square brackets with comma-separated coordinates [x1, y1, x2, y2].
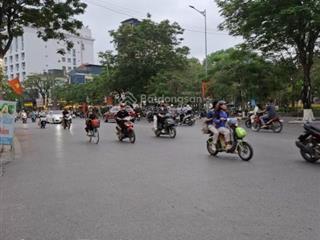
[295, 123, 320, 163]
[206, 118, 253, 161]
[62, 114, 72, 129]
[154, 113, 177, 138]
[116, 116, 136, 143]
[251, 115, 283, 133]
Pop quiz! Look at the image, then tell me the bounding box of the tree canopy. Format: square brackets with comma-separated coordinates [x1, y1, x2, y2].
[216, 0, 320, 109]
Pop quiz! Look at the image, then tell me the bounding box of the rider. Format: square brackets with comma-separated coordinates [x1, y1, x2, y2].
[260, 99, 277, 128]
[62, 108, 69, 126]
[213, 101, 232, 151]
[115, 103, 129, 132]
[250, 103, 263, 124]
[85, 107, 98, 133]
[154, 102, 168, 130]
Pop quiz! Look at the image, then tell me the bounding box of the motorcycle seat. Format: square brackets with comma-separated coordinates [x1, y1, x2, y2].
[305, 124, 320, 134]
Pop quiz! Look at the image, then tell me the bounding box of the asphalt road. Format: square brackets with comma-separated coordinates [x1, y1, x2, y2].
[0, 119, 319, 240]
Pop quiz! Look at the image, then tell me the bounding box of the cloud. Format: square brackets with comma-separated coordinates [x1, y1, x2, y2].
[79, 0, 242, 63]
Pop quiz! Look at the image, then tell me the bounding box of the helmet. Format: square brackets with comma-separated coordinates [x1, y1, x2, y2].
[217, 100, 226, 106]
[120, 103, 126, 108]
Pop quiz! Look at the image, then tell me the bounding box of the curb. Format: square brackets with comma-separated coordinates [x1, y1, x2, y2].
[288, 120, 320, 124]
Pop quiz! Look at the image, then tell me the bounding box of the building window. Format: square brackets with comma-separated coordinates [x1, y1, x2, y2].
[21, 52, 25, 61]
[15, 37, 18, 51]
[62, 57, 66, 62]
[62, 66, 66, 72]
[15, 54, 19, 62]
[68, 58, 71, 63]
[10, 65, 13, 72]
[5, 66, 8, 74]
[16, 64, 19, 71]
[72, 49, 76, 57]
[10, 74, 14, 79]
[22, 72, 26, 78]
[22, 62, 26, 70]
[73, 58, 76, 65]
[68, 66, 72, 71]
[4, 57, 7, 64]
[9, 56, 12, 63]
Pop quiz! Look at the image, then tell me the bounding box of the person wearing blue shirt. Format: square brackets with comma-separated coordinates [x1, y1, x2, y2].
[204, 101, 219, 150]
[213, 101, 232, 151]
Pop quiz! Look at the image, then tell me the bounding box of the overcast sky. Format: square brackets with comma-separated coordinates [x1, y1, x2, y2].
[78, 0, 242, 63]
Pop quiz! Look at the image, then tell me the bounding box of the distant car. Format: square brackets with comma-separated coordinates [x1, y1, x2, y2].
[46, 110, 63, 124]
[104, 106, 136, 122]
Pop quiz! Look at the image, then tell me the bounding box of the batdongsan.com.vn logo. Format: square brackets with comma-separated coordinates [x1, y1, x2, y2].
[113, 91, 138, 105]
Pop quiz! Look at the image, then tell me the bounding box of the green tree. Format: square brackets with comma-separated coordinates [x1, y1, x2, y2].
[206, 48, 275, 107]
[216, 0, 320, 112]
[0, 0, 87, 92]
[105, 18, 189, 96]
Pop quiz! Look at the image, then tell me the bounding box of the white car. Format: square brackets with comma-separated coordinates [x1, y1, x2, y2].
[46, 110, 63, 124]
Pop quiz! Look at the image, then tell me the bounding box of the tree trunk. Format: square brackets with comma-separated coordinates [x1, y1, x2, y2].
[301, 64, 315, 121]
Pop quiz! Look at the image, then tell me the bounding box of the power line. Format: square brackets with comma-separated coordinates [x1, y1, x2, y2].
[84, 0, 231, 36]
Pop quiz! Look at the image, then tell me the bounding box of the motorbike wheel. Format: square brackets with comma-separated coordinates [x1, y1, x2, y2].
[207, 141, 218, 156]
[300, 141, 319, 163]
[237, 141, 253, 161]
[272, 121, 283, 133]
[129, 131, 136, 144]
[251, 122, 261, 132]
[245, 119, 252, 128]
[155, 130, 161, 137]
[186, 119, 195, 126]
[169, 127, 176, 138]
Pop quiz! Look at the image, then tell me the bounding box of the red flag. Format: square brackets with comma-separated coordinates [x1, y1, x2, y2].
[8, 77, 24, 95]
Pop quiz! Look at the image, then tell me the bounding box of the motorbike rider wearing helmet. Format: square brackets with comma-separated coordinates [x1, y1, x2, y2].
[213, 101, 232, 151]
[85, 107, 98, 133]
[260, 99, 277, 128]
[154, 102, 168, 130]
[115, 103, 129, 131]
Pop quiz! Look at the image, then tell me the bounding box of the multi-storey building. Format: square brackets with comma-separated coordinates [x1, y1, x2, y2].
[3, 26, 94, 82]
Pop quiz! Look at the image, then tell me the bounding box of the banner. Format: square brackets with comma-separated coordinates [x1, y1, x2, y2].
[0, 101, 16, 145]
[201, 80, 207, 98]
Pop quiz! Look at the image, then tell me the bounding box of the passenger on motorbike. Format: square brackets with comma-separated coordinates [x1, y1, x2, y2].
[213, 101, 232, 151]
[250, 103, 262, 123]
[260, 99, 277, 128]
[204, 101, 219, 148]
[115, 103, 130, 132]
[85, 107, 98, 133]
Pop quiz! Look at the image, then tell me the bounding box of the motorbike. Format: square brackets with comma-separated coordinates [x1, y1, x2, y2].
[154, 113, 177, 138]
[244, 111, 254, 128]
[206, 118, 253, 161]
[62, 114, 72, 129]
[176, 112, 196, 126]
[39, 117, 47, 129]
[295, 123, 320, 163]
[251, 114, 283, 133]
[116, 116, 136, 143]
[21, 113, 27, 124]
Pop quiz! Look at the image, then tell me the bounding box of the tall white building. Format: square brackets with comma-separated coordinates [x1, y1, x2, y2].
[3, 26, 94, 81]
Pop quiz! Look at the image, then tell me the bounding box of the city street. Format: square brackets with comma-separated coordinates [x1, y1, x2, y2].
[0, 119, 319, 240]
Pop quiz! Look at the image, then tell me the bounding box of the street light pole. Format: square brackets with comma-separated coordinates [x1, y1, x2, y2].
[189, 5, 208, 80]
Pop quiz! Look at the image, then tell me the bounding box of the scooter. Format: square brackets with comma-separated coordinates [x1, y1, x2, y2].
[39, 117, 47, 129]
[116, 116, 136, 143]
[62, 114, 72, 129]
[295, 123, 320, 163]
[206, 118, 253, 161]
[251, 115, 283, 133]
[154, 113, 177, 138]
